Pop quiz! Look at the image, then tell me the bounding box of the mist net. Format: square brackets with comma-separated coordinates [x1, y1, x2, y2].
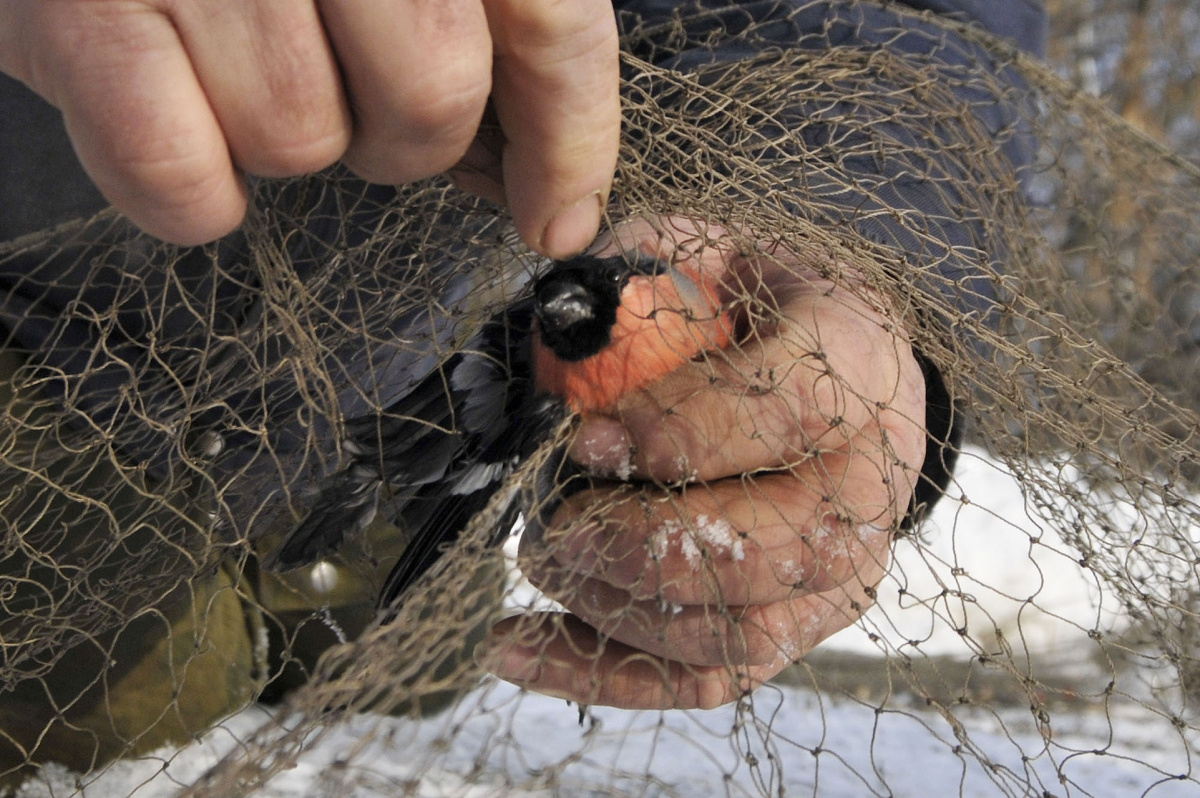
[3, 1, 1200, 795]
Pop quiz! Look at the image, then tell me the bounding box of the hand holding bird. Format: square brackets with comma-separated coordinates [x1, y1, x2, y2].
[484, 216, 928, 710]
[269, 219, 734, 605]
[269, 214, 927, 712]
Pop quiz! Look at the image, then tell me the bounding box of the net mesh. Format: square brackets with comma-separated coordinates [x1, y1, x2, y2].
[4, 0, 1200, 795]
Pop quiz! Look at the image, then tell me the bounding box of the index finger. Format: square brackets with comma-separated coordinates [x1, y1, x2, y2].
[484, 0, 620, 258]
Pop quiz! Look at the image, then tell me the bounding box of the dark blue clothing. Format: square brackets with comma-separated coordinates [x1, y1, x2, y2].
[0, 0, 1047, 532]
[608, 1, 1046, 514]
[614, 0, 1045, 330]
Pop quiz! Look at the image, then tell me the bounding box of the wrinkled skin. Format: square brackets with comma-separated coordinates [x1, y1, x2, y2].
[0, 0, 620, 255]
[0, 5, 926, 711]
[485, 217, 927, 710]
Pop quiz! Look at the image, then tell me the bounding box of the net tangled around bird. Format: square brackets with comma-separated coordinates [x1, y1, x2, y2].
[3, 0, 1200, 795]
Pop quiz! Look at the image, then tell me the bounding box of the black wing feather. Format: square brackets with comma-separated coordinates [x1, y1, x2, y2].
[379, 480, 524, 607]
[266, 299, 554, 594]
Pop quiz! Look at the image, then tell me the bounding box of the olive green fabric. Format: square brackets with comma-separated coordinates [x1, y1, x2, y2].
[0, 563, 255, 785]
[0, 338, 496, 787]
[253, 519, 504, 717]
[0, 350, 379, 784]
[0, 347, 254, 786]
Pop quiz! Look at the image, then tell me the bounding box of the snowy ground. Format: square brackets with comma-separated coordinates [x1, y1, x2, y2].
[17, 681, 1199, 798]
[15, 449, 1200, 797]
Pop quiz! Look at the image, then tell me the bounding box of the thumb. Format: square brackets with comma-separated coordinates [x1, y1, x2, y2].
[484, 0, 621, 258]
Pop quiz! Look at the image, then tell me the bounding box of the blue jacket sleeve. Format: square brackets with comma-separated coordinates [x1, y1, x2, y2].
[615, 0, 1044, 324]
[612, 0, 1047, 518]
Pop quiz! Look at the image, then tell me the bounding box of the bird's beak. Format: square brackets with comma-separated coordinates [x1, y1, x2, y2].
[536, 284, 595, 332]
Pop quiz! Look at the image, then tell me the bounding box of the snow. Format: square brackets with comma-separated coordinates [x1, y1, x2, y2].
[17, 683, 1198, 798]
[833, 447, 1123, 659]
[15, 448, 1200, 797]
[650, 513, 744, 569]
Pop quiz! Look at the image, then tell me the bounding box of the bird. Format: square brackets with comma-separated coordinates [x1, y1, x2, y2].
[266, 250, 733, 609]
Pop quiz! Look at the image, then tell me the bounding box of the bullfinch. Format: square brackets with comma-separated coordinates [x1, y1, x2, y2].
[268, 252, 733, 608]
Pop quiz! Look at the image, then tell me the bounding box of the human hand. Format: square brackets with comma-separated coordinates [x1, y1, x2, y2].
[0, 0, 619, 256]
[484, 216, 928, 709]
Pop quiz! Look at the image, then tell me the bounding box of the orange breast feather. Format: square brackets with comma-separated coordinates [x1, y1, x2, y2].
[534, 268, 732, 414]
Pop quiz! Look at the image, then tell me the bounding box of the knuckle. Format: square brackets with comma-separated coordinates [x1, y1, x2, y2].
[214, 16, 351, 176]
[487, 0, 576, 39]
[120, 160, 244, 244]
[230, 90, 350, 176]
[796, 548, 848, 594]
[399, 72, 490, 143]
[639, 417, 702, 480]
[689, 675, 736, 711]
[235, 125, 348, 177]
[28, 5, 167, 104]
[348, 75, 490, 184]
[108, 125, 223, 198]
[669, 669, 702, 709]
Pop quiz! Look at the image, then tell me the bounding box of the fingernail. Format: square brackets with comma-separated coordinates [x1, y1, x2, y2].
[541, 193, 602, 258]
[570, 416, 634, 480]
[475, 639, 542, 684]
